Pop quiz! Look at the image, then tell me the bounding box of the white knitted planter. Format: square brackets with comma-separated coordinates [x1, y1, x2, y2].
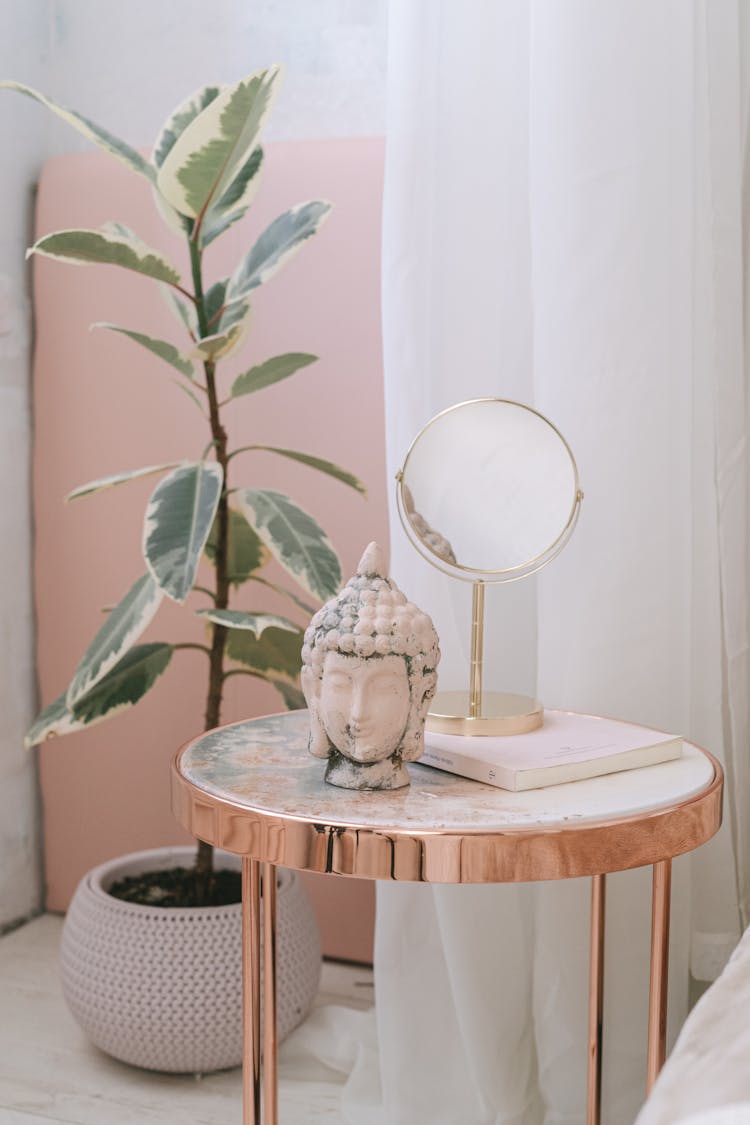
[61, 846, 321, 1073]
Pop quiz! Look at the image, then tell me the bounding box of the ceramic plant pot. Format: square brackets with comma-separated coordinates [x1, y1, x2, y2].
[61, 846, 321, 1073]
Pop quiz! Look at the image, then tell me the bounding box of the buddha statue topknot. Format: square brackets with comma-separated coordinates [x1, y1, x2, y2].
[301, 542, 440, 790]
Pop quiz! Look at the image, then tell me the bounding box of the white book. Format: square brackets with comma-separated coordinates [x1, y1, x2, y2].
[419, 710, 683, 791]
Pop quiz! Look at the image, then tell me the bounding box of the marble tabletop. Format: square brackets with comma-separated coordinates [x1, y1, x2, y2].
[178, 710, 716, 834]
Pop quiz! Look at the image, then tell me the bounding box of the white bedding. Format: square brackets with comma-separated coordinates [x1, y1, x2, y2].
[636, 926, 750, 1124]
[677, 1110, 750, 1124]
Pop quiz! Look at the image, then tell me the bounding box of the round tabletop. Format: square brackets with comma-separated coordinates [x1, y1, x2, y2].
[172, 710, 723, 884]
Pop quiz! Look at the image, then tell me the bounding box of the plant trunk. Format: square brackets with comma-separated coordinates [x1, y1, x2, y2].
[191, 239, 230, 903]
[195, 838, 215, 883]
[203, 353, 230, 742]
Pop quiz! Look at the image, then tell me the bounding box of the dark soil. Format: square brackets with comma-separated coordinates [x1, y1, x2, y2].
[108, 866, 242, 908]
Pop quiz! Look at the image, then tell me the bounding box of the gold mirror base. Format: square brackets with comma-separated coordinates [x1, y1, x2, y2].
[426, 691, 544, 736]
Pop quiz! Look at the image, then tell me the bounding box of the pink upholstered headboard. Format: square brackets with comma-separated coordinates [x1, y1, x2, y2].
[33, 138, 386, 962]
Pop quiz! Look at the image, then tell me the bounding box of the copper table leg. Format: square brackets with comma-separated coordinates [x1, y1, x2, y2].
[647, 858, 672, 1092]
[586, 873, 606, 1125]
[242, 858, 262, 1124]
[262, 862, 279, 1124]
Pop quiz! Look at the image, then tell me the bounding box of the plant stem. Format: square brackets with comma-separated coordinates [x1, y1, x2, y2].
[190, 237, 231, 892]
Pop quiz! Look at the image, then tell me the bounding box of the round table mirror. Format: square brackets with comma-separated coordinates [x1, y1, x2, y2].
[396, 398, 583, 734]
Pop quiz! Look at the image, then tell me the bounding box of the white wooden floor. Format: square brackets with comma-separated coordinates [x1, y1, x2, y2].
[0, 915, 374, 1124]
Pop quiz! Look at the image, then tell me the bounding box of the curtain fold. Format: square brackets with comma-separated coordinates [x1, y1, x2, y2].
[382, 0, 537, 705]
[371, 1, 747, 1121]
[697, 0, 750, 931]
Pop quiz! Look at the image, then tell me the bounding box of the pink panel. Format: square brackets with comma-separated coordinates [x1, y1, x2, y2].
[33, 138, 386, 963]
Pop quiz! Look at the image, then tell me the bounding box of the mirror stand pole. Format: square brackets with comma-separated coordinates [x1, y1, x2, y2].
[469, 581, 485, 718]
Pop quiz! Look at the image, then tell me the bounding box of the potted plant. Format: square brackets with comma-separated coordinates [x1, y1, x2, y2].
[4, 65, 364, 1072]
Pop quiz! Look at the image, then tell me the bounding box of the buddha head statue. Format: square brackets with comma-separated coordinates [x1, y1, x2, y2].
[301, 542, 440, 790]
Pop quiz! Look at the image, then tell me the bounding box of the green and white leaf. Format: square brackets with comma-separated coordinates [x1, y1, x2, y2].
[219, 299, 250, 335]
[153, 84, 223, 169]
[250, 447, 366, 495]
[238, 489, 341, 602]
[196, 609, 299, 637]
[201, 146, 264, 247]
[204, 278, 229, 326]
[201, 205, 248, 248]
[226, 201, 331, 305]
[225, 624, 304, 684]
[156, 66, 280, 222]
[191, 321, 246, 361]
[93, 323, 194, 378]
[213, 145, 263, 215]
[70, 643, 173, 725]
[28, 228, 181, 287]
[66, 462, 183, 502]
[25, 692, 86, 748]
[66, 574, 163, 706]
[161, 285, 197, 337]
[0, 81, 155, 183]
[202, 278, 249, 336]
[205, 507, 266, 586]
[229, 353, 317, 400]
[152, 86, 223, 235]
[143, 462, 223, 603]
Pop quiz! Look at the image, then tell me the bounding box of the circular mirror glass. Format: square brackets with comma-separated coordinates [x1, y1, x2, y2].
[398, 399, 580, 581]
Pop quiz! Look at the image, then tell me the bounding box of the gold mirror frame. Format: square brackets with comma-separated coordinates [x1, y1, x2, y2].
[396, 398, 584, 735]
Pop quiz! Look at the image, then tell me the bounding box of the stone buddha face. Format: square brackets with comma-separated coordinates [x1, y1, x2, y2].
[318, 651, 411, 765]
[301, 542, 440, 791]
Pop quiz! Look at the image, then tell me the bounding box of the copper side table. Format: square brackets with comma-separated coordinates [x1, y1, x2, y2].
[171, 711, 723, 1125]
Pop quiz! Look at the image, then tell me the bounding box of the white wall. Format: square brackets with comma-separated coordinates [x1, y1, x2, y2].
[0, 0, 387, 929]
[44, 0, 387, 147]
[0, 2, 50, 931]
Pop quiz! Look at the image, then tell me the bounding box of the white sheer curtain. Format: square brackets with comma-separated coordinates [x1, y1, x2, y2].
[370, 2, 748, 1122]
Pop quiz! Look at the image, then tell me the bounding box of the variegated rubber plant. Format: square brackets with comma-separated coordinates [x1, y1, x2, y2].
[5, 67, 364, 890]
